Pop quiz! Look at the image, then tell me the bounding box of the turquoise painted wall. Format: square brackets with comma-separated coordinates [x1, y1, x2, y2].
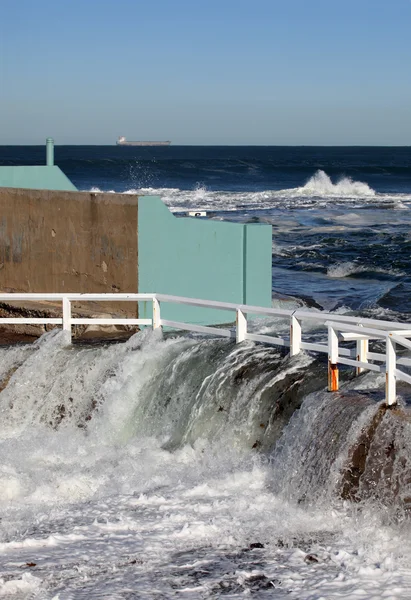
[244, 223, 272, 307]
[138, 196, 272, 325]
[0, 166, 77, 191]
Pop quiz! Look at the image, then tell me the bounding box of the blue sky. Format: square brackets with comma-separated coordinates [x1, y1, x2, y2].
[0, 0, 410, 145]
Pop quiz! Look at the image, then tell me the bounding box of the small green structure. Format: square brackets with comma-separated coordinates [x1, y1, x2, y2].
[0, 138, 77, 191]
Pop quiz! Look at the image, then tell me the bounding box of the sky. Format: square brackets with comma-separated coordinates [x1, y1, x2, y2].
[0, 0, 410, 145]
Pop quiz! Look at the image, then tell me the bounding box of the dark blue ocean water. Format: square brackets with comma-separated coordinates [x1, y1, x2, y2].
[1, 145, 411, 193]
[1, 145, 411, 317]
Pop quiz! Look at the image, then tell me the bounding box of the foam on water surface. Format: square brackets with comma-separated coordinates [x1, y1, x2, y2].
[327, 261, 406, 279]
[1, 330, 411, 598]
[295, 169, 376, 197]
[88, 169, 411, 213]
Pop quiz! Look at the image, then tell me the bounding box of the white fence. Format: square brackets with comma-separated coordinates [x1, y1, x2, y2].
[1, 292, 411, 406]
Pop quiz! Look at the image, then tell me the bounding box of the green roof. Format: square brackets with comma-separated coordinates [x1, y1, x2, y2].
[0, 166, 77, 191]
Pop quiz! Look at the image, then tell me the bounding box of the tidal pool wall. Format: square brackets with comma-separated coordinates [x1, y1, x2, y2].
[0, 188, 272, 325]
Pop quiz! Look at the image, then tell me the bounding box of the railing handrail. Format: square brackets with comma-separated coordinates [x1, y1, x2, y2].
[1, 291, 410, 331]
[0, 293, 156, 302]
[1, 292, 411, 406]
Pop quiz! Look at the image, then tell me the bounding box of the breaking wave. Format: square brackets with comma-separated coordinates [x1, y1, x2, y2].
[327, 261, 406, 279]
[88, 185, 411, 214]
[295, 170, 376, 197]
[87, 169, 411, 213]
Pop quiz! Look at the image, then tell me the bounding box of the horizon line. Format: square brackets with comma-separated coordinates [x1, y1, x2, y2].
[1, 143, 410, 148]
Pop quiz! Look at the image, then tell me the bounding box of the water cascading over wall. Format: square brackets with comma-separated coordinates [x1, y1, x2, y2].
[2, 327, 410, 510]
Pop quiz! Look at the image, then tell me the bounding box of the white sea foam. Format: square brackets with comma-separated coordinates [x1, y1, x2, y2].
[295, 169, 376, 197]
[328, 262, 369, 278]
[327, 261, 405, 279]
[1, 331, 411, 597]
[86, 171, 411, 213]
[0, 573, 42, 597]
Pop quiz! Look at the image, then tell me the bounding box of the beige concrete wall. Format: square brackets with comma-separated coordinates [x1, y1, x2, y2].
[0, 187, 139, 316]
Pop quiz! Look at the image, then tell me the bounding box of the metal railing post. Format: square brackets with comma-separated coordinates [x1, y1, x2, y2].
[236, 308, 247, 343]
[328, 324, 339, 392]
[62, 297, 72, 344]
[152, 297, 161, 329]
[385, 335, 397, 406]
[356, 324, 368, 375]
[290, 314, 302, 357]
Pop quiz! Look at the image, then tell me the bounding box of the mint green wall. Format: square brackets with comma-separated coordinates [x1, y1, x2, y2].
[244, 223, 272, 307]
[0, 166, 77, 191]
[138, 196, 272, 325]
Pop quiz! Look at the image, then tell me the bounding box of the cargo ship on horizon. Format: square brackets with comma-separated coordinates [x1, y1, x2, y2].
[116, 136, 171, 147]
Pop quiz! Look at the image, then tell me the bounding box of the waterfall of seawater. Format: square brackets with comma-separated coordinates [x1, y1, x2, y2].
[0, 329, 408, 505]
[2, 330, 411, 598]
[0, 329, 317, 443]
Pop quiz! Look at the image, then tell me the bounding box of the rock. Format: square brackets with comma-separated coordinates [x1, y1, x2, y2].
[0, 366, 19, 393]
[304, 554, 319, 564]
[340, 405, 387, 501]
[339, 403, 411, 509]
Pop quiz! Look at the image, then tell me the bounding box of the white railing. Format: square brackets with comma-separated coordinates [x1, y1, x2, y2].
[1, 292, 411, 406]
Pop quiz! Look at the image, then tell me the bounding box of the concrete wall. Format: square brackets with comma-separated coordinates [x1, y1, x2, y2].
[0, 187, 138, 316]
[0, 189, 272, 325]
[138, 197, 272, 324]
[0, 166, 77, 191]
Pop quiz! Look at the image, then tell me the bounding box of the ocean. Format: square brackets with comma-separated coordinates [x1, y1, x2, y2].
[1, 145, 411, 598]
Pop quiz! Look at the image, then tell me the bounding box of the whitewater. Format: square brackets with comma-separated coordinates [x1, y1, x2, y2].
[2, 323, 411, 599]
[90, 170, 411, 212]
[1, 146, 411, 598]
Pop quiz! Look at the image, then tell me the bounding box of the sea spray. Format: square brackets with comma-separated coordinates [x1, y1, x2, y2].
[297, 170, 376, 197]
[0, 329, 323, 449]
[86, 173, 411, 213]
[2, 330, 411, 597]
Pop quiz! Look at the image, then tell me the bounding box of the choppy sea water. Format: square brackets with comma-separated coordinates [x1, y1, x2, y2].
[1, 146, 411, 598]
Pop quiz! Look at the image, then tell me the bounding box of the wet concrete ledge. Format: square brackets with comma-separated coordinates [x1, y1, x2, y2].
[0, 299, 138, 344]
